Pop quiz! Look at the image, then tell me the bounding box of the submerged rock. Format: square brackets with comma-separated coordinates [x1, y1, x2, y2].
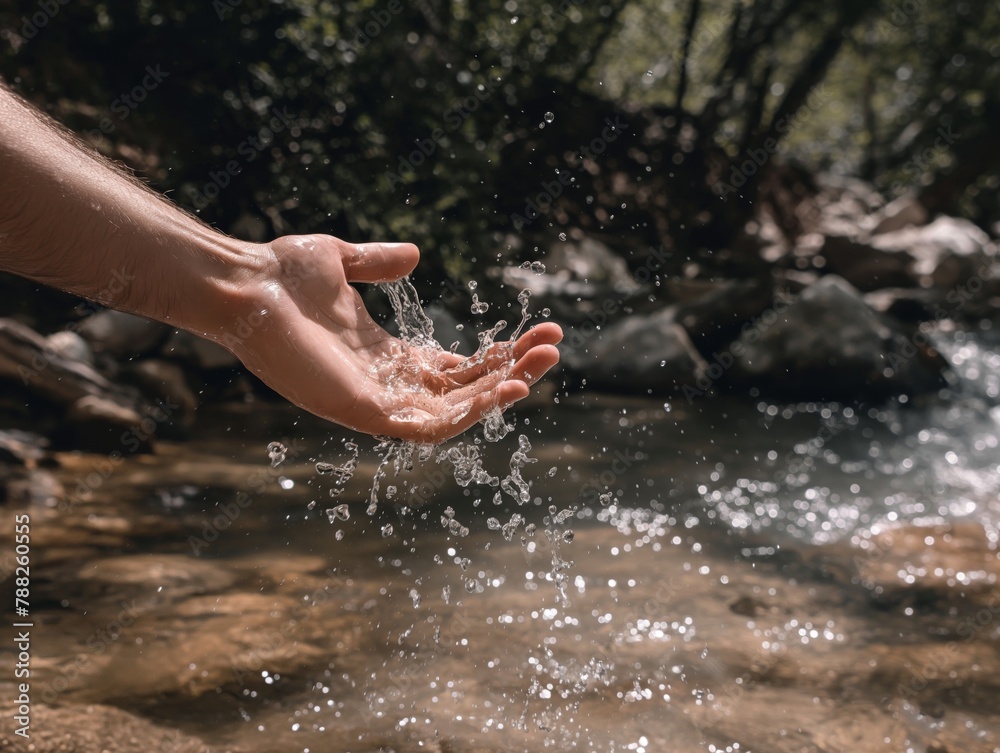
[731, 275, 948, 399]
[0, 701, 237, 753]
[78, 553, 237, 595]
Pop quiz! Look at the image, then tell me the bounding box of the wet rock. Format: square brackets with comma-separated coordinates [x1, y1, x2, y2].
[126, 358, 198, 423]
[45, 329, 94, 365]
[0, 701, 239, 753]
[562, 308, 707, 393]
[852, 523, 1000, 612]
[162, 329, 240, 369]
[731, 275, 948, 399]
[53, 591, 345, 700]
[76, 309, 170, 357]
[818, 234, 917, 291]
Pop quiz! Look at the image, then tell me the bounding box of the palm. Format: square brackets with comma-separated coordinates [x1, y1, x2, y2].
[228, 234, 562, 443]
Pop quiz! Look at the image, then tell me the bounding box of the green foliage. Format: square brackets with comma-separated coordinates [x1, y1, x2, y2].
[1, 0, 996, 286]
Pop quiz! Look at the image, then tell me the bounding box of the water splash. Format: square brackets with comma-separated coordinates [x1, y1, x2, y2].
[267, 441, 287, 467]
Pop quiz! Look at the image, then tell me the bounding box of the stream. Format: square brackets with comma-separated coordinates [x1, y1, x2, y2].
[2, 331, 1000, 753]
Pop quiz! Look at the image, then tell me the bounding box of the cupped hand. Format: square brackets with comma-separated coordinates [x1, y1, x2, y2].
[222, 234, 562, 443]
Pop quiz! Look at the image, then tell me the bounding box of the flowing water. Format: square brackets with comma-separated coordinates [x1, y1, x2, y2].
[2, 327, 1000, 752]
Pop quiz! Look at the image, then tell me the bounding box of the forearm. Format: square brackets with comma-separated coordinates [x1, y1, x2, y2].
[0, 82, 263, 338]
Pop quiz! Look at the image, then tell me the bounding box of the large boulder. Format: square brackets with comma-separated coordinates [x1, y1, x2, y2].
[730, 276, 948, 399]
[562, 307, 707, 393]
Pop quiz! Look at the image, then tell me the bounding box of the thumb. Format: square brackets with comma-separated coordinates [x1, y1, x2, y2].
[341, 242, 420, 283]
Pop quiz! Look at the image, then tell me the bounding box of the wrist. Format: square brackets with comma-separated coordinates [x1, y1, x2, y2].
[148, 223, 273, 344]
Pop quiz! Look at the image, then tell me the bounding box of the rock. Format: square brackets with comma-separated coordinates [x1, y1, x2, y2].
[45, 329, 94, 365]
[76, 309, 170, 357]
[423, 303, 479, 355]
[78, 553, 237, 593]
[870, 215, 996, 289]
[126, 359, 198, 422]
[5, 469, 65, 507]
[0, 317, 140, 408]
[871, 194, 929, 235]
[818, 234, 916, 291]
[562, 308, 707, 393]
[852, 523, 1000, 611]
[544, 236, 639, 291]
[731, 275, 948, 399]
[63, 394, 153, 453]
[497, 237, 647, 319]
[675, 278, 774, 355]
[0, 702, 235, 753]
[864, 287, 945, 324]
[0, 428, 50, 465]
[162, 329, 240, 369]
[812, 173, 886, 236]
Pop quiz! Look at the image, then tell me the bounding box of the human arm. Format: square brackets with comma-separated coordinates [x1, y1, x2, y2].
[0, 82, 562, 442]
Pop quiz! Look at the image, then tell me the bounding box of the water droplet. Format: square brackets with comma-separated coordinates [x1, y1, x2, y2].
[541, 308, 551, 317]
[562, 530, 575, 543]
[468, 280, 478, 290]
[663, 402, 672, 412]
[487, 517, 501, 530]
[326, 504, 350, 522]
[470, 293, 490, 315]
[543, 111, 555, 123]
[547, 466, 557, 477]
[381, 523, 394, 537]
[558, 232, 567, 241]
[267, 441, 287, 467]
[442, 584, 451, 604]
[335, 529, 344, 541]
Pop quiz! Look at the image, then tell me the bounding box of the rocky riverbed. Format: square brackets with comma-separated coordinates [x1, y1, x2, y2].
[0, 393, 998, 752]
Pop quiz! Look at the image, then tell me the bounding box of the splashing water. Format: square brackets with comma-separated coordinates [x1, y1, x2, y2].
[267, 441, 287, 467]
[336, 277, 539, 519]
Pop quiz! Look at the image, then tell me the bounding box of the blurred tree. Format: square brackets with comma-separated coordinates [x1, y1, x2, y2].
[1, 0, 996, 300]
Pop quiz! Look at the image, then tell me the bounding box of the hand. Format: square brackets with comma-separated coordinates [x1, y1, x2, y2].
[220, 234, 562, 443]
